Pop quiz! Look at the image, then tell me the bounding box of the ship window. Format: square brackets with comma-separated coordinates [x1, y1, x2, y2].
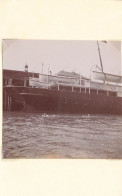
[12, 79, 24, 86]
[91, 89, 97, 94]
[73, 87, 80, 92]
[60, 86, 72, 91]
[80, 88, 89, 93]
[50, 86, 58, 90]
[80, 80, 85, 85]
[81, 88, 85, 93]
[109, 91, 117, 97]
[98, 90, 107, 95]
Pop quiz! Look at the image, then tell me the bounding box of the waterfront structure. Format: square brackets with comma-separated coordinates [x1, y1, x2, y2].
[3, 41, 122, 114]
[3, 68, 39, 111]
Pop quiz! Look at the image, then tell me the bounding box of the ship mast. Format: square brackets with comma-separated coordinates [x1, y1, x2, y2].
[41, 62, 43, 74]
[97, 41, 104, 72]
[96, 41, 107, 82]
[97, 41, 107, 73]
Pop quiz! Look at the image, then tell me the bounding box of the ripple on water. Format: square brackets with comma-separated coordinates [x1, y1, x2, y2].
[2, 112, 122, 159]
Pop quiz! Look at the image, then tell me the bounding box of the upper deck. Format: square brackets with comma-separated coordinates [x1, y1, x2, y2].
[29, 71, 122, 97]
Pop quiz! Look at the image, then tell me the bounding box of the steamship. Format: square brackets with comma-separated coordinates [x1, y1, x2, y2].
[4, 68, 122, 115]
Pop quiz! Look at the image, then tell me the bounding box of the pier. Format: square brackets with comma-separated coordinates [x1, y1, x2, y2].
[3, 68, 39, 111]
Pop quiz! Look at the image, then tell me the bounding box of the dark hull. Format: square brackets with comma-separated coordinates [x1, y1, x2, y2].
[4, 86, 122, 115]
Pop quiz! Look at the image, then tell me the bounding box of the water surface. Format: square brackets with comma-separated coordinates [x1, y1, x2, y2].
[2, 112, 122, 159]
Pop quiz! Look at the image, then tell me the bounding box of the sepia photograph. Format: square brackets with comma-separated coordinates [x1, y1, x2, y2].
[2, 39, 122, 159]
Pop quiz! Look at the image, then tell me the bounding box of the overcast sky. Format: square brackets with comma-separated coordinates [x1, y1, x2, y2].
[2, 40, 121, 77]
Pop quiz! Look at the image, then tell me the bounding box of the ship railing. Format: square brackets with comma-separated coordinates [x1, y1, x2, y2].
[29, 76, 122, 96]
[29, 76, 90, 88]
[39, 73, 90, 85]
[47, 81, 91, 94]
[90, 81, 122, 97]
[49, 80, 122, 96]
[91, 81, 122, 92]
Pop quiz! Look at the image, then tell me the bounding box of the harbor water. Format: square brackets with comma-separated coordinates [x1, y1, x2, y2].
[2, 112, 122, 159]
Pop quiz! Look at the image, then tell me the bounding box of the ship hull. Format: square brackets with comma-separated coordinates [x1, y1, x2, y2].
[4, 86, 122, 115]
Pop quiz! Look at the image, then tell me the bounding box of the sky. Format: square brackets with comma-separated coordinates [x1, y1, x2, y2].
[2, 40, 121, 78]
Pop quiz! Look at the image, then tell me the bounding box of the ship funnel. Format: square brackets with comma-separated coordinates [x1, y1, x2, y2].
[25, 64, 28, 72]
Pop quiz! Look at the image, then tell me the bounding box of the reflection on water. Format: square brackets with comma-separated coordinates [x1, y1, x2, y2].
[2, 112, 122, 159]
